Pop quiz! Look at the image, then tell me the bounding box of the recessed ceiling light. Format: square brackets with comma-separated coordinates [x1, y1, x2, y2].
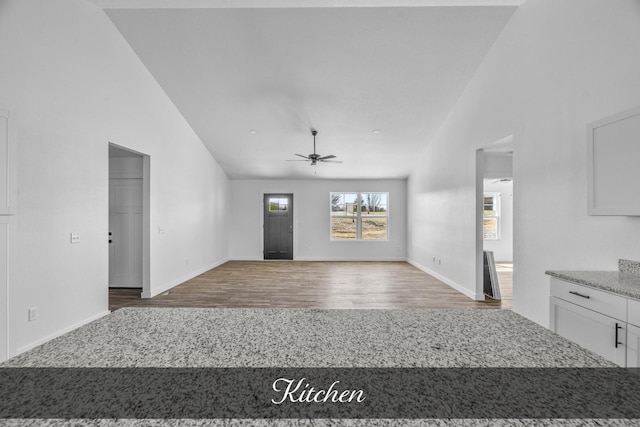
[249, 129, 257, 135]
[372, 129, 381, 135]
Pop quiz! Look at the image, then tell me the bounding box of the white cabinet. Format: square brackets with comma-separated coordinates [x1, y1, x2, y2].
[587, 105, 640, 215]
[550, 276, 640, 367]
[627, 324, 640, 368]
[626, 299, 640, 368]
[550, 293, 626, 366]
[628, 298, 640, 327]
[550, 278, 628, 366]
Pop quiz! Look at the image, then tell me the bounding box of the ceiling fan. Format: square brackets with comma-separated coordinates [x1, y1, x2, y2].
[287, 130, 342, 166]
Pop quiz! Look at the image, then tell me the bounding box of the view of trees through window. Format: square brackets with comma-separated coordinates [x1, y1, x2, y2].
[483, 193, 500, 240]
[330, 192, 388, 240]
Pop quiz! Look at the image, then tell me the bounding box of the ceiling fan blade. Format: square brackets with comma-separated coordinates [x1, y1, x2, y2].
[289, 130, 343, 167]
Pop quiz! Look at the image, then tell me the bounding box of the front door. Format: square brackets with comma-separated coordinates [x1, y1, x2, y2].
[264, 194, 293, 260]
[109, 178, 143, 287]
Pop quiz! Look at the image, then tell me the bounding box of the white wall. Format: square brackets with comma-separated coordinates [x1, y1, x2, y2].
[0, 0, 229, 357]
[483, 180, 513, 262]
[407, 0, 640, 326]
[230, 179, 406, 261]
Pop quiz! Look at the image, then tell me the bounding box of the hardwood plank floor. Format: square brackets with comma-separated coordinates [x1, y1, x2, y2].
[109, 261, 512, 311]
[491, 261, 513, 308]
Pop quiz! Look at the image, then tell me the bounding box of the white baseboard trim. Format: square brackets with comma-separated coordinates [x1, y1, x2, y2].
[229, 257, 407, 262]
[229, 256, 263, 261]
[16, 310, 110, 356]
[293, 257, 407, 262]
[145, 258, 229, 298]
[407, 258, 484, 301]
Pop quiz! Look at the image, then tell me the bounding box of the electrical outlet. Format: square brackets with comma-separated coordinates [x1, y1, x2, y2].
[70, 233, 80, 243]
[28, 307, 38, 322]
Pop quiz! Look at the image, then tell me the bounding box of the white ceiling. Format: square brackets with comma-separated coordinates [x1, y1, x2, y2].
[103, 2, 519, 179]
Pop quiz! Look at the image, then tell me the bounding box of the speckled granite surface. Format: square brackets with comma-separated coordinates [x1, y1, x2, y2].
[3, 308, 611, 368]
[1, 419, 640, 426]
[0, 308, 631, 426]
[546, 259, 640, 300]
[619, 259, 640, 275]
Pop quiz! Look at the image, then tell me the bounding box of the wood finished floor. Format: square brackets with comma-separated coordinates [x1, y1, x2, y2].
[109, 261, 513, 311]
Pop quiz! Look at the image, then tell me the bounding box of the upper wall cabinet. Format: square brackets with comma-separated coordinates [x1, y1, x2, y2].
[0, 109, 16, 215]
[587, 106, 640, 215]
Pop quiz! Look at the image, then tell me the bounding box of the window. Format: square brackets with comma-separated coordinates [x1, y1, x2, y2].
[483, 192, 500, 240]
[268, 198, 288, 211]
[330, 192, 388, 240]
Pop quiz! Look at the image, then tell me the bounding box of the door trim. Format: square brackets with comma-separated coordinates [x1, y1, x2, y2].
[475, 135, 514, 302]
[263, 193, 294, 260]
[108, 143, 151, 299]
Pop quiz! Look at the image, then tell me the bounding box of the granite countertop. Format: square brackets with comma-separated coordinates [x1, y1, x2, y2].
[2, 308, 612, 368]
[1, 308, 631, 425]
[546, 259, 640, 300]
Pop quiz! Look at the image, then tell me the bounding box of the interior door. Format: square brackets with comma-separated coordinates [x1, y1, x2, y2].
[109, 178, 143, 287]
[264, 194, 293, 260]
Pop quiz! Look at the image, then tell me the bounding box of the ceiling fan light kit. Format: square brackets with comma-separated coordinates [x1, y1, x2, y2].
[287, 129, 342, 167]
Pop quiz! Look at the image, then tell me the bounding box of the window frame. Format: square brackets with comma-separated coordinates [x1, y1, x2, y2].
[330, 192, 389, 241]
[483, 192, 501, 241]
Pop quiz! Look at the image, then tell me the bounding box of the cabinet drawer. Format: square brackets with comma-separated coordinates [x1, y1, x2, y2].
[628, 299, 640, 327]
[550, 277, 627, 320]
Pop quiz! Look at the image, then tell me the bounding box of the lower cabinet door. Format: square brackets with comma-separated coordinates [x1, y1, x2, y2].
[550, 296, 627, 366]
[627, 324, 640, 368]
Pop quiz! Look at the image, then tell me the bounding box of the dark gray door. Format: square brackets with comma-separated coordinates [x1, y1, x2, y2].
[264, 194, 293, 260]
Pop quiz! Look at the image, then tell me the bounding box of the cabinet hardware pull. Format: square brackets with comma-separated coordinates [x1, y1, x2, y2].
[615, 323, 623, 348]
[569, 291, 590, 299]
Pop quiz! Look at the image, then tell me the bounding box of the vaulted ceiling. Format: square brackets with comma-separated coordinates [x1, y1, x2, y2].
[97, 0, 521, 179]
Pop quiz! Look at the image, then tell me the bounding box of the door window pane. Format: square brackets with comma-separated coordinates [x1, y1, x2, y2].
[269, 198, 288, 211]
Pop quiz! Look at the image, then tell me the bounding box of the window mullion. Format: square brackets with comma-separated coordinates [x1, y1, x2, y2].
[356, 192, 362, 240]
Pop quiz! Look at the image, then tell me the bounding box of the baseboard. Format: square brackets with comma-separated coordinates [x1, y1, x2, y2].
[407, 258, 484, 301]
[16, 310, 110, 356]
[145, 258, 229, 298]
[293, 257, 407, 262]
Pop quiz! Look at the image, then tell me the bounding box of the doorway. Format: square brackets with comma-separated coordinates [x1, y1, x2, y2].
[108, 144, 150, 298]
[476, 137, 514, 307]
[263, 194, 294, 260]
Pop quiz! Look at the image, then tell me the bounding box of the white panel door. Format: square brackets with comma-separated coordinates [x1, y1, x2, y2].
[109, 179, 143, 288]
[0, 218, 8, 362]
